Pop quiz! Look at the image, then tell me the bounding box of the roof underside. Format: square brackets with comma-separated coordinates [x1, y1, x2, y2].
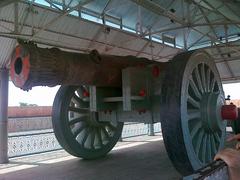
[0, 0, 240, 83]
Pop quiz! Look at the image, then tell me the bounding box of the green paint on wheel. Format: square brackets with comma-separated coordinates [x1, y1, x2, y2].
[160, 51, 226, 175]
[52, 85, 123, 159]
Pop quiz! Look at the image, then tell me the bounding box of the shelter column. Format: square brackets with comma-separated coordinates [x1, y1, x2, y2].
[0, 68, 9, 163]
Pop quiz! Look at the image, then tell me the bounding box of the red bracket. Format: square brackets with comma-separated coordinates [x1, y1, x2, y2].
[221, 104, 238, 120]
[83, 90, 90, 97]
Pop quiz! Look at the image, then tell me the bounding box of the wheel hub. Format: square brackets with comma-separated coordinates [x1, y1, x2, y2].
[201, 93, 224, 132]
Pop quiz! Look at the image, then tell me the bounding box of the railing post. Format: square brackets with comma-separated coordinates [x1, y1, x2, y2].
[148, 123, 154, 136]
[0, 68, 9, 163]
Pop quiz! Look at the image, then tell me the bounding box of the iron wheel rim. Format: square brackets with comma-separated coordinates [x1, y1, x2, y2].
[52, 85, 123, 159]
[181, 52, 226, 169]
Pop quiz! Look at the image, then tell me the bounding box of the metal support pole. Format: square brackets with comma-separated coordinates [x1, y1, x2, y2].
[136, 4, 143, 35]
[224, 25, 228, 44]
[0, 69, 9, 163]
[14, 2, 19, 34]
[149, 29, 154, 60]
[148, 123, 154, 136]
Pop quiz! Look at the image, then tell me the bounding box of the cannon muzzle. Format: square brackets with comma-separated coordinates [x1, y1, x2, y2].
[10, 42, 157, 90]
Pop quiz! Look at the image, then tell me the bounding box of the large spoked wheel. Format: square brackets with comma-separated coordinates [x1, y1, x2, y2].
[160, 51, 226, 175]
[52, 85, 123, 159]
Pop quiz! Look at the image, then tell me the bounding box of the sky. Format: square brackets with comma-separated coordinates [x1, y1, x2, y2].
[8, 82, 240, 107]
[8, 82, 60, 106]
[222, 83, 240, 100]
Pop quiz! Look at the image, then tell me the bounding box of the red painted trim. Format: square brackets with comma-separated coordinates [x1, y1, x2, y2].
[10, 45, 31, 89]
[221, 104, 238, 120]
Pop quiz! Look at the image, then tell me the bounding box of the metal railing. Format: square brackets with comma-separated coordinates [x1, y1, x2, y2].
[8, 120, 161, 158]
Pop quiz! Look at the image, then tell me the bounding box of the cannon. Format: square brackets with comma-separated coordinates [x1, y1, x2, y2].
[10, 42, 238, 175]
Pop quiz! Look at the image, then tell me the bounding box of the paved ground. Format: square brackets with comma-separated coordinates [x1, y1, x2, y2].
[0, 134, 181, 180]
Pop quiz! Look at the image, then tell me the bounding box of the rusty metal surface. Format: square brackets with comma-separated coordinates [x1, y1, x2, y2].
[183, 160, 229, 180]
[10, 42, 164, 91]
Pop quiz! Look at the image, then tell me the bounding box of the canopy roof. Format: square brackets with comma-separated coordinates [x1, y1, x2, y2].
[0, 0, 239, 83]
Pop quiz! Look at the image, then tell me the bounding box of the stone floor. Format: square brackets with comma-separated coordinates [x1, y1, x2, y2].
[0, 133, 181, 180]
[0, 131, 235, 180]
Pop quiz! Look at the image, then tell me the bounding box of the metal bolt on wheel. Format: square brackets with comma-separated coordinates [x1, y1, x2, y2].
[160, 51, 226, 175]
[52, 85, 123, 159]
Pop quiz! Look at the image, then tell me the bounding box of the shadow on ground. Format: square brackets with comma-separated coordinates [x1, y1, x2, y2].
[0, 138, 181, 180]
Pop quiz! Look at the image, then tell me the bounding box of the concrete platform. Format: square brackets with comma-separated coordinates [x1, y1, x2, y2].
[0, 134, 181, 180]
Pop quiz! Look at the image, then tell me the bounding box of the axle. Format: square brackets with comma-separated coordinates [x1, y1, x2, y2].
[10, 42, 165, 90]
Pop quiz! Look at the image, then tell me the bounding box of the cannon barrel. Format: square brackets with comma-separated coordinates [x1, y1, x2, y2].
[10, 42, 162, 91]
